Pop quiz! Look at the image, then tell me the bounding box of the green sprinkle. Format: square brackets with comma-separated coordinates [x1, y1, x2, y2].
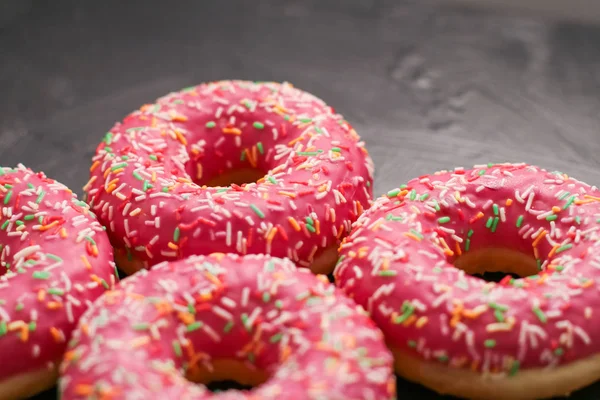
[532, 306, 547, 323]
[28, 322, 36, 331]
[478, 169, 486, 176]
[161, 187, 169, 193]
[437, 354, 449, 363]
[269, 333, 283, 343]
[467, 229, 474, 237]
[563, 195, 576, 210]
[494, 310, 505, 322]
[223, 321, 234, 333]
[555, 244, 573, 254]
[409, 189, 417, 201]
[484, 339, 496, 348]
[46, 254, 63, 262]
[1, 220, 9, 230]
[186, 321, 203, 332]
[516, 215, 524, 228]
[306, 217, 314, 226]
[47, 288, 65, 296]
[509, 360, 520, 376]
[257, 142, 264, 154]
[575, 216, 582, 225]
[250, 204, 265, 218]
[173, 227, 181, 242]
[149, 154, 158, 161]
[407, 340, 417, 348]
[24, 215, 35, 221]
[546, 215, 558, 221]
[296, 151, 321, 156]
[241, 313, 251, 331]
[493, 204, 499, 215]
[3, 184, 11, 189]
[240, 150, 246, 161]
[387, 188, 401, 198]
[15, 303, 24, 311]
[486, 217, 494, 229]
[100, 279, 109, 289]
[438, 216, 451, 224]
[121, 155, 129, 161]
[489, 302, 509, 311]
[299, 118, 312, 123]
[103, 132, 113, 145]
[409, 229, 424, 239]
[126, 127, 145, 132]
[465, 239, 471, 252]
[267, 176, 277, 184]
[253, 122, 265, 129]
[378, 270, 398, 277]
[15, 220, 23, 226]
[274, 300, 284, 309]
[0, 321, 6, 336]
[33, 271, 50, 280]
[554, 348, 564, 356]
[3, 191, 12, 205]
[133, 171, 143, 181]
[419, 193, 430, 201]
[143, 181, 153, 192]
[331, 147, 341, 152]
[111, 162, 128, 171]
[261, 292, 271, 303]
[491, 217, 500, 233]
[188, 303, 195, 314]
[172, 340, 182, 357]
[132, 323, 150, 331]
[84, 236, 96, 246]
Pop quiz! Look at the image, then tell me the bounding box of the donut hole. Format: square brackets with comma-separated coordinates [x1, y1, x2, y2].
[185, 358, 270, 392]
[453, 247, 539, 281]
[202, 168, 267, 187]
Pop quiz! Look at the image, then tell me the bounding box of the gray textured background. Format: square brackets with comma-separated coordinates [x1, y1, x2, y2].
[1, 0, 600, 398]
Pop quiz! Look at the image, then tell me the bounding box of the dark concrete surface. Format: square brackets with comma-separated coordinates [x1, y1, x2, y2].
[1, 0, 600, 399]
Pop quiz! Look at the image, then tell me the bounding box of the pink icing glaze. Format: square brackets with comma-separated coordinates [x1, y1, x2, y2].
[85, 81, 374, 271]
[335, 163, 600, 376]
[0, 165, 116, 380]
[59, 253, 396, 399]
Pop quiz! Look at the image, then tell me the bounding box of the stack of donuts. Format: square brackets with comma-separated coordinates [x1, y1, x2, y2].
[2, 81, 600, 400]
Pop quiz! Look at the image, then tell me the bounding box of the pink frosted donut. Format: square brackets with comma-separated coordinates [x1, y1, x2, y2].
[85, 80, 374, 276]
[0, 165, 116, 399]
[335, 163, 600, 400]
[59, 253, 396, 400]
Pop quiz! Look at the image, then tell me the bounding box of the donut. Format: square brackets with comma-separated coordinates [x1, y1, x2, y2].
[59, 253, 396, 399]
[334, 163, 600, 399]
[84, 80, 374, 276]
[0, 165, 116, 400]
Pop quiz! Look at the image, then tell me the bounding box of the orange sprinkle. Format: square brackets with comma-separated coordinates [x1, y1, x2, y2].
[111, 168, 124, 175]
[356, 201, 363, 216]
[130, 335, 151, 348]
[178, 312, 195, 325]
[171, 114, 188, 122]
[82, 175, 97, 192]
[552, 206, 561, 213]
[222, 127, 242, 135]
[59, 227, 68, 238]
[37, 290, 46, 302]
[151, 171, 157, 182]
[81, 255, 92, 270]
[505, 198, 513, 207]
[267, 227, 278, 243]
[455, 241, 462, 256]
[204, 272, 222, 286]
[582, 279, 594, 288]
[403, 232, 422, 242]
[415, 316, 429, 328]
[38, 221, 59, 232]
[287, 136, 304, 147]
[472, 211, 485, 221]
[47, 302, 62, 310]
[50, 327, 63, 343]
[167, 242, 179, 250]
[584, 194, 600, 202]
[288, 217, 301, 231]
[174, 130, 188, 145]
[90, 274, 103, 285]
[317, 184, 328, 192]
[75, 384, 94, 396]
[315, 219, 320, 235]
[89, 160, 100, 173]
[532, 230, 547, 248]
[403, 314, 417, 327]
[548, 244, 560, 259]
[336, 224, 345, 239]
